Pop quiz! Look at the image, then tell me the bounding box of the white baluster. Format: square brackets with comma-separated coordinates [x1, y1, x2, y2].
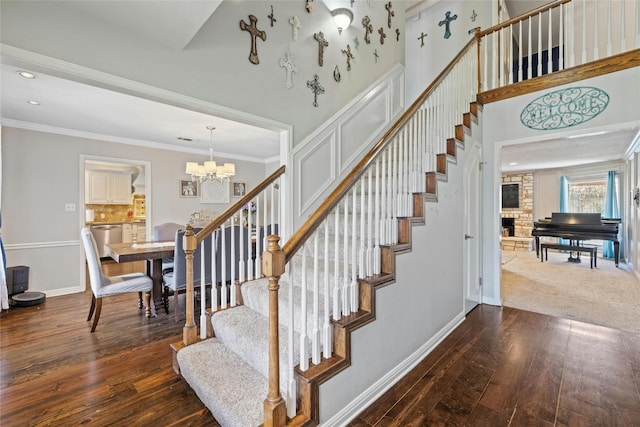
[211, 232, 218, 314]
[391, 138, 398, 244]
[255, 194, 262, 278]
[239, 210, 245, 283]
[230, 215, 236, 307]
[247, 198, 253, 280]
[606, 0, 612, 55]
[312, 232, 320, 365]
[517, 22, 523, 82]
[509, 24, 514, 84]
[548, 8, 553, 74]
[300, 243, 309, 371]
[374, 157, 381, 275]
[559, 4, 564, 70]
[594, 0, 600, 60]
[342, 196, 350, 316]
[359, 177, 366, 279]
[323, 220, 332, 359]
[380, 149, 388, 245]
[287, 249, 296, 417]
[366, 167, 373, 276]
[271, 184, 276, 239]
[220, 224, 227, 310]
[527, 17, 532, 79]
[333, 203, 341, 320]
[351, 187, 358, 313]
[537, 12, 542, 76]
[620, 0, 626, 51]
[582, 0, 587, 63]
[200, 240, 207, 339]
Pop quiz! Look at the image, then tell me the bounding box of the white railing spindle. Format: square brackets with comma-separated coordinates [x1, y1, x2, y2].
[312, 232, 320, 365]
[323, 220, 331, 359]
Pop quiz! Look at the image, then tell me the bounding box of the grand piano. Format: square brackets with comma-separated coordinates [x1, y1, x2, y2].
[531, 213, 621, 266]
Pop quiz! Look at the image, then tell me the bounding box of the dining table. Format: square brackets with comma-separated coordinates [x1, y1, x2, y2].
[105, 240, 175, 316]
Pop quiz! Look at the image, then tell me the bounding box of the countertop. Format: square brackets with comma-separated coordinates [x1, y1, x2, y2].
[86, 220, 146, 226]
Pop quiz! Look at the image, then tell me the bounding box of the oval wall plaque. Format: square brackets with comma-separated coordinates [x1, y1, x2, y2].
[520, 87, 609, 130]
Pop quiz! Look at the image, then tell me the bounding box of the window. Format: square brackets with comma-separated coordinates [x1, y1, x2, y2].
[568, 179, 607, 213]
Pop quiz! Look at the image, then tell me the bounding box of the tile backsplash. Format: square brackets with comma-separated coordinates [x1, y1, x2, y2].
[86, 204, 133, 223]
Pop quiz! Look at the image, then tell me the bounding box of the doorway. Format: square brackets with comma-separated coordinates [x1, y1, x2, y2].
[463, 141, 482, 313]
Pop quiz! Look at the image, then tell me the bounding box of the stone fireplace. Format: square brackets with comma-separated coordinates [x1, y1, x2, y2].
[501, 172, 534, 250]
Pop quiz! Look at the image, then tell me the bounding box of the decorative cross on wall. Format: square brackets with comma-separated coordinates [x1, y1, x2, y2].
[378, 27, 386, 44]
[362, 16, 373, 44]
[438, 11, 458, 39]
[385, 2, 395, 29]
[278, 51, 299, 88]
[341, 44, 355, 71]
[373, 49, 379, 63]
[268, 5, 277, 27]
[353, 36, 360, 49]
[314, 31, 329, 66]
[418, 31, 428, 47]
[289, 16, 301, 40]
[471, 9, 477, 22]
[396, 28, 400, 41]
[239, 15, 267, 64]
[306, 0, 313, 13]
[307, 74, 324, 107]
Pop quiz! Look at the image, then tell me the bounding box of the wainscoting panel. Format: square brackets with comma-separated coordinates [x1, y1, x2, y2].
[4, 241, 84, 296]
[291, 65, 405, 228]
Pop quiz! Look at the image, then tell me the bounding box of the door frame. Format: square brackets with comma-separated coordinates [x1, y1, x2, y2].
[463, 140, 483, 313]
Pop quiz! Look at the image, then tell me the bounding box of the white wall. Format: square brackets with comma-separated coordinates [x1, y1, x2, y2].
[482, 66, 640, 305]
[1, 127, 267, 295]
[1, 1, 405, 148]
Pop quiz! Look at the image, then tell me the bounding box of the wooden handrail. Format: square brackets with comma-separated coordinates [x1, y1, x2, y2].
[193, 165, 286, 244]
[478, 0, 570, 37]
[282, 38, 478, 261]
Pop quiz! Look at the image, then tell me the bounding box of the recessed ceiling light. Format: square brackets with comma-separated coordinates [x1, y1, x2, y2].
[177, 137, 192, 142]
[17, 70, 37, 79]
[509, 162, 518, 166]
[27, 100, 41, 106]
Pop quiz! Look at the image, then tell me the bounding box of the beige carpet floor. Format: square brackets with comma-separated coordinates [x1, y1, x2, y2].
[501, 250, 640, 334]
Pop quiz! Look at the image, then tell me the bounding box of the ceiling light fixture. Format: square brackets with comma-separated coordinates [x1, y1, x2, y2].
[566, 131, 608, 139]
[185, 126, 236, 183]
[17, 70, 37, 79]
[331, 8, 354, 34]
[27, 100, 40, 106]
[509, 162, 519, 166]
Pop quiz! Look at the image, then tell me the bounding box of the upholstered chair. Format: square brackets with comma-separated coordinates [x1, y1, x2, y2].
[81, 227, 153, 332]
[152, 222, 183, 274]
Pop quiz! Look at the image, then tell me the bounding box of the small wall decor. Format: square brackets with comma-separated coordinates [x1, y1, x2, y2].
[233, 182, 247, 197]
[307, 74, 325, 107]
[314, 31, 329, 66]
[306, 0, 313, 12]
[396, 28, 400, 41]
[468, 26, 481, 35]
[201, 180, 230, 204]
[350, 0, 355, 6]
[278, 51, 299, 89]
[438, 11, 458, 39]
[362, 16, 373, 44]
[385, 2, 394, 29]
[268, 5, 277, 27]
[334, 65, 341, 82]
[353, 36, 360, 49]
[418, 31, 428, 47]
[373, 49, 379, 63]
[240, 15, 267, 64]
[471, 9, 477, 22]
[378, 27, 386, 44]
[289, 16, 301, 40]
[341, 44, 355, 71]
[179, 180, 198, 198]
[634, 187, 640, 208]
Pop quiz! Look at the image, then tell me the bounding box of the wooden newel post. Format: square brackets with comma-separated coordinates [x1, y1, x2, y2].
[262, 234, 287, 426]
[183, 225, 198, 346]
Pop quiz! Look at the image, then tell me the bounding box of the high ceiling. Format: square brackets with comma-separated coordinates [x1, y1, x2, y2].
[1, 0, 637, 169]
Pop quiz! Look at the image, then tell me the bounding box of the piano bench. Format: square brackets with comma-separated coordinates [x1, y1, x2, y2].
[540, 243, 597, 268]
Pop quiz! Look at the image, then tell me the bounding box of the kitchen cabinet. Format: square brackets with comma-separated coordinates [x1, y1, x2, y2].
[85, 171, 132, 204]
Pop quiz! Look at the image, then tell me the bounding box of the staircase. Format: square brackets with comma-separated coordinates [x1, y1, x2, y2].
[171, 0, 640, 424]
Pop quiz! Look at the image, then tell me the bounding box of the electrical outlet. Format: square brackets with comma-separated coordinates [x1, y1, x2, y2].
[65, 203, 76, 212]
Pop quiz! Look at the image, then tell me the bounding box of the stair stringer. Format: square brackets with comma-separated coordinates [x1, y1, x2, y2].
[288, 102, 480, 426]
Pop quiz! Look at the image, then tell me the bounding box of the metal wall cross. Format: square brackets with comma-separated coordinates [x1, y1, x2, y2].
[362, 16, 373, 44]
[240, 15, 267, 64]
[306, 74, 324, 107]
[438, 11, 457, 39]
[418, 32, 428, 47]
[268, 5, 277, 27]
[378, 27, 386, 44]
[385, 2, 394, 29]
[314, 31, 329, 66]
[341, 44, 355, 71]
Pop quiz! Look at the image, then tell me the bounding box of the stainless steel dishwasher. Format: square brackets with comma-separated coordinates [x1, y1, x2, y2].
[90, 224, 122, 258]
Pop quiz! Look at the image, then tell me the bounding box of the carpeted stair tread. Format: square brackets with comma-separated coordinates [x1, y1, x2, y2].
[177, 338, 266, 427]
[211, 305, 302, 394]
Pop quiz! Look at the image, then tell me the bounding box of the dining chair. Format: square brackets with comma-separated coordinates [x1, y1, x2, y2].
[152, 222, 183, 274]
[162, 228, 213, 321]
[81, 227, 153, 332]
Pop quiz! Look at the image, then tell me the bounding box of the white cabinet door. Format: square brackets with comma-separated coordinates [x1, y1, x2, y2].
[111, 173, 132, 204]
[122, 223, 133, 243]
[86, 172, 110, 204]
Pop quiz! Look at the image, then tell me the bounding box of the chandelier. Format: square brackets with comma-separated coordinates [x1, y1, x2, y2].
[185, 126, 236, 182]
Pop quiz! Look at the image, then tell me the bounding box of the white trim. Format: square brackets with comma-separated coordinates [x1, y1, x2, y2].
[4, 241, 79, 251]
[320, 311, 466, 427]
[481, 295, 502, 306]
[39, 285, 85, 298]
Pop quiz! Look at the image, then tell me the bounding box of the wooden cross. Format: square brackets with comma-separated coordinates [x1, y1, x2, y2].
[373, 49, 379, 63]
[268, 5, 276, 27]
[418, 32, 428, 47]
[362, 16, 373, 44]
[240, 15, 267, 65]
[306, 0, 313, 13]
[289, 16, 301, 40]
[396, 28, 400, 41]
[278, 51, 299, 89]
[341, 44, 355, 71]
[438, 11, 457, 39]
[385, 2, 394, 29]
[306, 74, 324, 107]
[314, 31, 329, 66]
[378, 27, 386, 45]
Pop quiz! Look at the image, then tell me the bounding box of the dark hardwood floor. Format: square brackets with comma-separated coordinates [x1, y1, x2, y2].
[2, 261, 639, 426]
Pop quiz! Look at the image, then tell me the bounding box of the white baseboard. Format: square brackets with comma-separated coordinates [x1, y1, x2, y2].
[320, 311, 466, 427]
[33, 285, 85, 298]
[481, 296, 502, 306]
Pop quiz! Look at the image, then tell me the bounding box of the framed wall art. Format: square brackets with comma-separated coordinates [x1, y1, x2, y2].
[201, 179, 230, 204]
[233, 182, 247, 197]
[179, 180, 198, 198]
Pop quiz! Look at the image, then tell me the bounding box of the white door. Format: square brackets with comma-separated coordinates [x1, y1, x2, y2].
[463, 142, 482, 313]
